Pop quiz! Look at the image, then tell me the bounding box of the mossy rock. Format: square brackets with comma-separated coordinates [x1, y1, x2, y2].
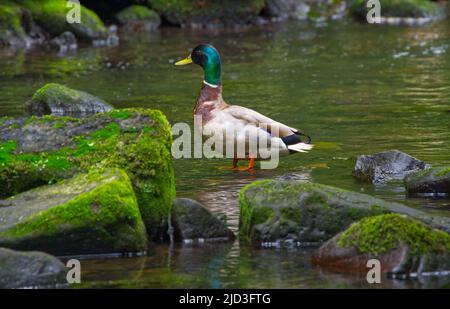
[350, 0, 442, 19]
[0, 168, 148, 255]
[148, 0, 266, 28]
[0, 1, 29, 47]
[0, 107, 175, 240]
[116, 5, 161, 25]
[16, 0, 108, 42]
[404, 166, 450, 197]
[0, 247, 67, 288]
[25, 83, 113, 117]
[313, 214, 450, 276]
[239, 179, 450, 245]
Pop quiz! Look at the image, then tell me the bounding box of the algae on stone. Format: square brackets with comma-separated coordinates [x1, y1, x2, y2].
[338, 213, 450, 256]
[0, 107, 175, 240]
[0, 168, 148, 255]
[16, 0, 108, 42]
[239, 179, 450, 245]
[25, 83, 113, 116]
[148, 0, 265, 27]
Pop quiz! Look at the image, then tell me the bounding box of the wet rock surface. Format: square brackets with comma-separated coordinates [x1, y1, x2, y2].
[24, 83, 113, 117]
[172, 198, 235, 243]
[312, 214, 450, 277]
[0, 108, 175, 240]
[0, 168, 148, 255]
[239, 179, 450, 245]
[405, 166, 450, 197]
[0, 247, 67, 288]
[48, 31, 78, 53]
[353, 150, 429, 183]
[116, 5, 161, 32]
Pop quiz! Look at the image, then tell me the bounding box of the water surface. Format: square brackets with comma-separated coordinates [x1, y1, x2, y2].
[1, 20, 449, 288]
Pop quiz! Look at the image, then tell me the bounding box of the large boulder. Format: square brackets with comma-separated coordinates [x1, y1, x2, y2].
[0, 108, 175, 240]
[115, 5, 161, 32]
[0, 1, 46, 48]
[312, 214, 450, 277]
[0, 247, 67, 288]
[0, 168, 147, 255]
[0, 1, 28, 48]
[239, 180, 450, 245]
[404, 166, 450, 197]
[172, 198, 235, 243]
[16, 0, 113, 44]
[24, 83, 113, 117]
[353, 150, 429, 183]
[349, 0, 444, 25]
[148, 0, 266, 28]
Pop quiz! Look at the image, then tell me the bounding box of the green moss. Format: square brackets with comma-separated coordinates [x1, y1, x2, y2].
[338, 213, 450, 256]
[350, 0, 440, 19]
[436, 167, 450, 177]
[148, 0, 265, 25]
[16, 0, 107, 41]
[116, 5, 161, 24]
[0, 1, 25, 34]
[239, 179, 273, 240]
[0, 140, 17, 169]
[110, 110, 131, 120]
[0, 108, 175, 240]
[0, 168, 148, 253]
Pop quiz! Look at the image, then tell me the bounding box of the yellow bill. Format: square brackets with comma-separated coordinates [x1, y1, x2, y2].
[175, 55, 193, 66]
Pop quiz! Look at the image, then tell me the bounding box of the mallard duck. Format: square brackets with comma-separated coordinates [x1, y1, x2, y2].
[175, 44, 313, 170]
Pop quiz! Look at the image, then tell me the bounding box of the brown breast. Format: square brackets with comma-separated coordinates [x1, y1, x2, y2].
[193, 83, 225, 125]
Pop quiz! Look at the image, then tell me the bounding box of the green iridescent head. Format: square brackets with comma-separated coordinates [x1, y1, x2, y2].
[175, 44, 222, 86]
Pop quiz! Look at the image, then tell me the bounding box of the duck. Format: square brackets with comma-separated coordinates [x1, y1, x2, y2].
[175, 44, 313, 170]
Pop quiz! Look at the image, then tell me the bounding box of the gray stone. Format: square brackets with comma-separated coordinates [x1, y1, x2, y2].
[24, 83, 113, 117]
[405, 166, 450, 197]
[172, 198, 235, 243]
[239, 180, 450, 245]
[353, 150, 429, 183]
[0, 247, 66, 288]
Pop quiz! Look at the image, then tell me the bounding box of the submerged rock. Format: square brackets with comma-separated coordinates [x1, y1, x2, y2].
[0, 247, 66, 288]
[239, 180, 450, 245]
[172, 198, 235, 243]
[404, 166, 450, 197]
[24, 83, 113, 117]
[148, 0, 266, 28]
[353, 150, 429, 183]
[350, 0, 444, 25]
[116, 5, 161, 32]
[0, 108, 175, 240]
[312, 214, 450, 277]
[0, 168, 147, 255]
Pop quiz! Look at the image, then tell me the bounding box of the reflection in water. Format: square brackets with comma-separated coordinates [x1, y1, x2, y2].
[78, 242, 450, 289]
[1, 19, 450, 288]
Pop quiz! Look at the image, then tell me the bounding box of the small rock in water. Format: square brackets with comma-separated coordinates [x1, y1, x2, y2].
[312, 214, 450, 278]
[48, 31, 77, 53]
[171, 198, 235, 243]
[0, 247, 66, 288]
[404, 166, 450, 197]
[24, 83, 113, 117]
[353, 150, 429, 183]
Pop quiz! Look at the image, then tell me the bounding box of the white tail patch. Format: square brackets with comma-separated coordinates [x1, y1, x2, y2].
[287, 143, 314, 153]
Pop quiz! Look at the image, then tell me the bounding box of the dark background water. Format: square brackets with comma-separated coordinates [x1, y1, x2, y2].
[1, 20, 449, 288]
